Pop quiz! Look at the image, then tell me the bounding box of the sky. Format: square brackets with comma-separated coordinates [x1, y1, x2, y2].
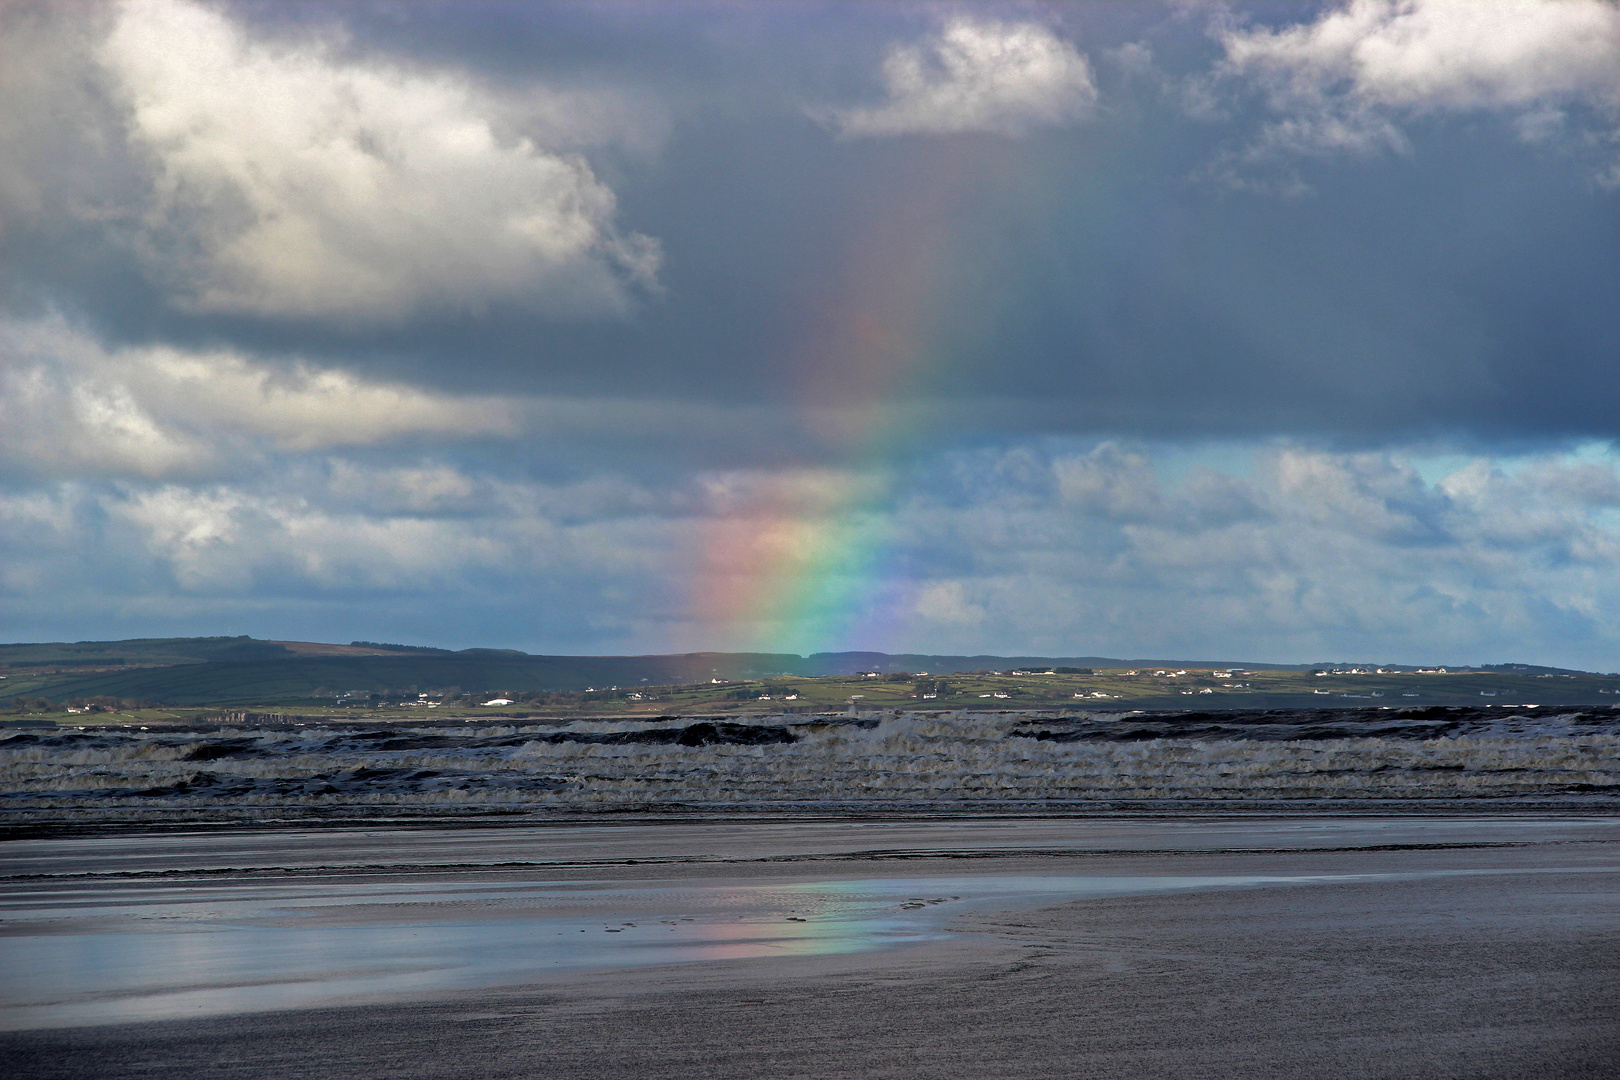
[3, 0, 1620, 667]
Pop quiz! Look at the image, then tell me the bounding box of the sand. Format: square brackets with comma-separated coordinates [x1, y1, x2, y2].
[2, 815, 1617, 1078]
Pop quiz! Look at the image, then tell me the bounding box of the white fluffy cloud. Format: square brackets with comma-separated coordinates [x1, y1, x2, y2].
[0, 316, 517, 477]
[835, 17, 1097, 137]
[96, 0, 658, 320]
[45, 474, 684, 624]
[5, 440, 1620, 663]
[113, 485, 506, 592]
[870, 442, 1620, 664]
[1218, 0, 1620, 160]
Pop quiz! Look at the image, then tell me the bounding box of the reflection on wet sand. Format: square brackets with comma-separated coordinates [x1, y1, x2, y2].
[4, 817, 1616, 1079]
[0, 874, 1166, 1027]
[3, 815, 1618, 1033]
[6, 864, 1604, 1030]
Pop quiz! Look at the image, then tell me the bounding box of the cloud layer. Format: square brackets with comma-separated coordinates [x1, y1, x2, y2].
[0, 316, 516, 478]
[834, 16, 1097, 136]
[1217, 0, 1620, 166]
[6, 437, 1620, 667]
[6, 0, 659, 323]
[2, 1, 1619, 667]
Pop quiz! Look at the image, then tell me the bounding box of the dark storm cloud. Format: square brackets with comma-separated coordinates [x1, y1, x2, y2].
[5, 0, 1620, 664]
[5, 1, 1616, 455]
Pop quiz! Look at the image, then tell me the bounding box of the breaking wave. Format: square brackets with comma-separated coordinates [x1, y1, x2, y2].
[3, 707, 1618, 816]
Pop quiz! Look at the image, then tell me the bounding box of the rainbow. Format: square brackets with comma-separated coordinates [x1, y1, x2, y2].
[690, 143, 988, 653]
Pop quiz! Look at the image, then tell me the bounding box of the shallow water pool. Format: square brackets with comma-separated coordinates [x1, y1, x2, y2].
[0, 869, 1432, 1028]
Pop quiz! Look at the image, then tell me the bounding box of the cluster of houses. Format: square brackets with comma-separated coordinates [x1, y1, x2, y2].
[1318, 667, 1400, 675]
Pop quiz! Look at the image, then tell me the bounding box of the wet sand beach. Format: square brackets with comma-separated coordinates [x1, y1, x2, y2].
[3, 815, 1617, 1077]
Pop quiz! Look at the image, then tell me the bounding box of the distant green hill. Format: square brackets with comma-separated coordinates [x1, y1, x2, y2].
[13, 654, 607, 705]
[0, 636, 294, 668]
[4, 636, 1602, 707]
[8, 649, 1103, 705]
[2, 637, 1315, 705]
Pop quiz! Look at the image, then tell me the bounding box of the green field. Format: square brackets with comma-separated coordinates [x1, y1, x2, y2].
[4, 639, 1618, 725]
[3, 637, 1298, 708]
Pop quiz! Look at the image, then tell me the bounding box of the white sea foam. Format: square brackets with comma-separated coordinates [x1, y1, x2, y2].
[3, 710, 1617, 813]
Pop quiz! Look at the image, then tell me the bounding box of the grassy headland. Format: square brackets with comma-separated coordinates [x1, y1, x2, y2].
[2, 637, 1616, 725]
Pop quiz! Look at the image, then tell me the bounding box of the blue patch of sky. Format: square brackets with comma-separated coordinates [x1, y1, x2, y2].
[1147, 441, 1260, 486]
